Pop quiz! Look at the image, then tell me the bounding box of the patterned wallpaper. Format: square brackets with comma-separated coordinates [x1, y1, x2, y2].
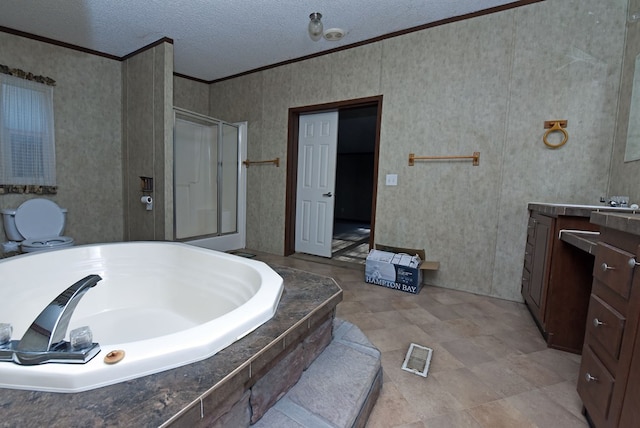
[209, 0, 629, 301]
[0, 0, 632, 302]
[0, 32, 123, 246]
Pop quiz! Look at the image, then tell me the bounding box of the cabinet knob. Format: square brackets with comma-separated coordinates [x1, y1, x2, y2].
[601, 262, 616, 272]
[593, 318, 606, 328]
[585, 373, 598, 383]
[629, 258, 640, 268]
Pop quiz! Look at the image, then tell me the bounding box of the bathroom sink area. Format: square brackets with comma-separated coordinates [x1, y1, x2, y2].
[528, 202, 640, 218]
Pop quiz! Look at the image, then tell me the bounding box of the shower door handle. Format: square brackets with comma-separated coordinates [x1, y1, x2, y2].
[322, 192, 333, 197]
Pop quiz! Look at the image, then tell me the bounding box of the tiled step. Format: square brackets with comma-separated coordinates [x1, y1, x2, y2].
[254, 319, 382, 428]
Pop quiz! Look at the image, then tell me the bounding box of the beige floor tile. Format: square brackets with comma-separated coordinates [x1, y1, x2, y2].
[540, 380, 586, 421]
[393, 374, 465, 419]
[468, 334, 523, 360]
[467, 399, 536, 428]
[391, 297, 422, 310]
[419, 318, 484, 343]
[397, 307, 442, 325]
[362, 297, 404, 313]
[430, 291, 471, 305]
[423, 410, 483, 428]
[339, 312, 385, 331]
[431, 367, 502, 408]
[497, 310, 540, 331]
[467, 314, 516, 335]
[366, 381, 422, 428]
[365, 324, 435, 353]
[527, 348, 582, 383]
[252, 252, 588, 428]
[336, 300, 371, 317]
[379, 349, 410, 382]
[420, 343, 466, 374]
[416, 300, 463, 321]
[439, 339, 495, 367]
[449, 302, 494, 319]
[493, 327, 548, 354]
[470, 360, 534, 397]
[501, 353, 566, 388]
[507, 388, 588, 427]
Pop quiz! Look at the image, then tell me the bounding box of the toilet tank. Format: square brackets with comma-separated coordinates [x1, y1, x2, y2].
[1, 209, 24, 241]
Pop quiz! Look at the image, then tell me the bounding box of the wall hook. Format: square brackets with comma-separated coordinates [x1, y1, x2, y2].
[543, 120, 568, 149]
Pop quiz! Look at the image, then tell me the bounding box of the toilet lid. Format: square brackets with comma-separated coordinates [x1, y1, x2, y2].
[14, 199, 64, 239]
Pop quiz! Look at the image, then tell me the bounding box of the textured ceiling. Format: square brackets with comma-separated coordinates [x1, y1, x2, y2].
[0, 0, 531, 82]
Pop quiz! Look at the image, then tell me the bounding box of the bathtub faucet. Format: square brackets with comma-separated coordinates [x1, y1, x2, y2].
[0, 274, 103, 365]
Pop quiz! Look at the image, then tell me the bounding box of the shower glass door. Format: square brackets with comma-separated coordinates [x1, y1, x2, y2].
[173, 109, 240, 241]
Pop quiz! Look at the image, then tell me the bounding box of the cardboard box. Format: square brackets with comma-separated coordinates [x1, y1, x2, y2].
[365, 244, 440, 294]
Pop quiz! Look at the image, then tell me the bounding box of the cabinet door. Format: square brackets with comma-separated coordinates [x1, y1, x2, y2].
[619, 327, 640, 427]
[525, 214, 553, 318]
[618, 248, 640, 428]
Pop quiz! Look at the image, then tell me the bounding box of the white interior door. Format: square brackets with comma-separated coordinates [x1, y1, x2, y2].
[295, 111, 338, 257]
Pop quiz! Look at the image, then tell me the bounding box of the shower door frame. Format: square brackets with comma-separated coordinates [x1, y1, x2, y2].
[173, 108, 247, 251]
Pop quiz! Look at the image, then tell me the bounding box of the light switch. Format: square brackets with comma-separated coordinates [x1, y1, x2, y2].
[386, 174, 398, 186]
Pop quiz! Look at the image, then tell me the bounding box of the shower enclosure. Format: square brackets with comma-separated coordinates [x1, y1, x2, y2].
[173, 108, 246, 251]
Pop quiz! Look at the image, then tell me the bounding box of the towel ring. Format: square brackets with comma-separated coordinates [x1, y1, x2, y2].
[543, 121, 568, 149]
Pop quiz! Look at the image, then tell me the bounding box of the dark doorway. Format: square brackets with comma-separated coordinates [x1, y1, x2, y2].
[284, 95, 382, 260]
[331, 106, 377, 263]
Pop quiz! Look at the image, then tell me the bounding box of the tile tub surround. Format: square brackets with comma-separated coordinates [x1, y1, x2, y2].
[0, 265, 342, 427]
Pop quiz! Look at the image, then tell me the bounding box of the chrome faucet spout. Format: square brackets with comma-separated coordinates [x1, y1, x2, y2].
[16, 274, 102, 353]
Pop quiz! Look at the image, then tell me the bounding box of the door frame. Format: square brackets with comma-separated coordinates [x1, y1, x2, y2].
[284, 95, 383, 256]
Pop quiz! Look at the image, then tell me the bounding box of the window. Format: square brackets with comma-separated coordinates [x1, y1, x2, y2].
[0, 73, 56, 186]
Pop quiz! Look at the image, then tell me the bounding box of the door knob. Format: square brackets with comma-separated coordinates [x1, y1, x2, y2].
[322, 192, 333, 197]
[601, 262, 615, 271]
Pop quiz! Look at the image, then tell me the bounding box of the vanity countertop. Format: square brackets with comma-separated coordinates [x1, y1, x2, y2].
[528, 202, 640, 218]
[591, 212, 640, 236]
[558, 230, 600, 255]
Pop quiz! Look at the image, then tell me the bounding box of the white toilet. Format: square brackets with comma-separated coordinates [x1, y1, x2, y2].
[1, 198, 74, 252]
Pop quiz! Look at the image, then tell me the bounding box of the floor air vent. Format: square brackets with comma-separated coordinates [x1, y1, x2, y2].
[228, 251, 256, 258]
[401, 343, 433, 377]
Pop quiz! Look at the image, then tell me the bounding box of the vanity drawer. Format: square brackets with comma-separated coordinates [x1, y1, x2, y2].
[586, 294, 625, 360]
[578, 346, 615, 420]
[593, 242, 635, 299]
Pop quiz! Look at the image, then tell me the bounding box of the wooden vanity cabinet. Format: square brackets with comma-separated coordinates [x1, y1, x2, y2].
[521, 210, 597, 353]
[522, 213, 552, 322]
[578, 227, 640, 428]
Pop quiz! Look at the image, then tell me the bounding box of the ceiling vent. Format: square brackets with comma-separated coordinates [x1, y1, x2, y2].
[324, 28, 345, 41]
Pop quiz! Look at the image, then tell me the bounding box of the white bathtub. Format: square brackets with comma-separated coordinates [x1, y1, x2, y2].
[0, 242, 283, 393]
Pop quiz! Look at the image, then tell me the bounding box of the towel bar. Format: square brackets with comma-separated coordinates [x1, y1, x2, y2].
[408, 152, 480, 166]
[243, 157, 280, 168]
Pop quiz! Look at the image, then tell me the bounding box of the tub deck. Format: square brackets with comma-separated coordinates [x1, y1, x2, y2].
[0, 264, 342, 426]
